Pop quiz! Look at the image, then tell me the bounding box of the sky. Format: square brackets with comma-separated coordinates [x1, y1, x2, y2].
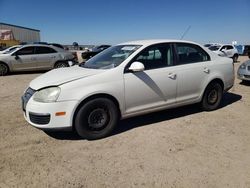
[0, 0, 249, 45]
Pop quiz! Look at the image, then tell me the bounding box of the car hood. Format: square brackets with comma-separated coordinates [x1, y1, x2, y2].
[30, 65, 105, 90]
[0, 53, 10, 57]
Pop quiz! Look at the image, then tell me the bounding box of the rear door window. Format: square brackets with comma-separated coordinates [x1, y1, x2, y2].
[35, 47, 57, 54]
[176, 43, 210, 64]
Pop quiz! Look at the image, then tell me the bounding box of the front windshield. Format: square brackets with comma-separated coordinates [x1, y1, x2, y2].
[208, 45, 221, 51]
[80, 45, 141, 69]
[204, 44, 212, 47]
[3, 46, 20, 54]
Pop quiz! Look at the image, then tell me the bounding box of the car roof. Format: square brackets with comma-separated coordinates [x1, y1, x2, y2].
[119, 39, 202, 46]
[19, 44, 65, 52]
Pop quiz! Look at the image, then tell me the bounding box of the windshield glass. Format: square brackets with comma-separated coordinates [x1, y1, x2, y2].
[204, 44, 212, 47]
[208, 45, 221, 51]
[3, 46, 20, 54]
[80, 45, 141, 69]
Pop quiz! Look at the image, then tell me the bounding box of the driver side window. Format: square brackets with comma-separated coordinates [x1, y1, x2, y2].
[16, 47, 35, 56]
[135, 44, 173, 70]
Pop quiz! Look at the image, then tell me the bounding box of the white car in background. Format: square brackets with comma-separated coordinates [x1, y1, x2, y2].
[208, 44, 239, 62]
[0, 44, 75, 76]
[22, 39, 234, 140]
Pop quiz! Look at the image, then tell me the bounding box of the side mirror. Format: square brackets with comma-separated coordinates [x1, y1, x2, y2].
[15, 54, 19, 60]
[128, 61, 145, 72]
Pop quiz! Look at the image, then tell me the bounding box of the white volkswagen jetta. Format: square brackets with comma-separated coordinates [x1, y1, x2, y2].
[22, 40, 234, 140]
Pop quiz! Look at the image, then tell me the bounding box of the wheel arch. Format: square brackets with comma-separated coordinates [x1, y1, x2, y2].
[72, 93, 121, 130]
[53, 60, 68, 68]
[200, 77, 225, 101]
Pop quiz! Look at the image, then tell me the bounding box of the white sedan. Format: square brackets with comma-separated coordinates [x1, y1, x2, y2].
[22, 40, 234, 140]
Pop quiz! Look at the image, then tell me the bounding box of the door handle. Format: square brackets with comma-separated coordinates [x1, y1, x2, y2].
[203, 67, 210, 73]
[168, 73, 176, 79]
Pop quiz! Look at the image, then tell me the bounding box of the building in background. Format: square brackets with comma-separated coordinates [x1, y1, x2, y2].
[0, 22, 40, 48]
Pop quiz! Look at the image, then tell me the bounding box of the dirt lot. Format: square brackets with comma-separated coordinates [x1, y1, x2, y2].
[0, 56, 250, 188]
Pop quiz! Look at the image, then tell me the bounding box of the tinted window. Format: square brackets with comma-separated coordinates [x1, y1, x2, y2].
[176, 43, 210, 64]
[35, 47, 57, 54]
[221, 46, 227, 50]
[209, 45, 220, 51]
[81, 45, 141, 69]
[134, 44, 173, 70]
[227, 45, 233, 50]
[16, 47, 35, 55]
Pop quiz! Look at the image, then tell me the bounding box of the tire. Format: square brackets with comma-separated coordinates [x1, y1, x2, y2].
[54, 61, 69, 69]
[232, 54, 238, 62]
[201, 82, 223, 111]
[74, 98, 119, 140]
[0, 63, 9, 76]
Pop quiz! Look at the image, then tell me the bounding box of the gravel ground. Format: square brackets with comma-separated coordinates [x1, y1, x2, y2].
[0, 56, 250, 188]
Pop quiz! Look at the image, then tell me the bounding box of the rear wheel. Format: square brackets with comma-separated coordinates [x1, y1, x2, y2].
[74, 98, 119, 140]
[54, 61, 69, 69]
[0, 63, 9, 76]
[201, 82, 223, 111]
[232, 54, 238, 62]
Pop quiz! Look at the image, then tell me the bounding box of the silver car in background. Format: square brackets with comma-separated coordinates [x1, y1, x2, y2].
[238, 60, 250, 82]
[0, 44, 75, 76]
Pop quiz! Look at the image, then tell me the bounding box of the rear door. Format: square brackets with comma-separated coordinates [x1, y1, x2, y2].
[34, 46, 58, 69]
[10, 46, 36, 71]
[174, 43, 211, 103]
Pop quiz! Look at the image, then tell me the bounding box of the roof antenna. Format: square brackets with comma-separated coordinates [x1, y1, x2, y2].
[180, 25, 191, 40]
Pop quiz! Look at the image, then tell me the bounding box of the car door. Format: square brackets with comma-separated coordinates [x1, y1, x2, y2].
[219, 45, 228, 57]
[34, 46, 58, 69]
[123, 43, 177, 114]
[10, 46, 36, 71]
[174, 43, 211, 103]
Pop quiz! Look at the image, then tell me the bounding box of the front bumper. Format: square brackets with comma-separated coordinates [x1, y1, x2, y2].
[22, 96, 78, 129]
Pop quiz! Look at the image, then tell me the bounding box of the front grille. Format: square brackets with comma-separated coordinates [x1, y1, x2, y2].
[29, 112, 51, 125]
[248, 66, 250, 71]
[22, 87, 35, 111]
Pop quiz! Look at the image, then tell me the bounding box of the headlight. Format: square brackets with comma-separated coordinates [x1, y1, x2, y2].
[33, 87, 60, 103]
[240, 64, 246, 69]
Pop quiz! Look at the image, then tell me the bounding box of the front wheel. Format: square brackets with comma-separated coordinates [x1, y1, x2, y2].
[232, 54, 238, 62]
[201, 82, 223, 111]
[54, 61, 69, 69]
[0, 63, 9, 76]
[74, 98, 119, 140]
